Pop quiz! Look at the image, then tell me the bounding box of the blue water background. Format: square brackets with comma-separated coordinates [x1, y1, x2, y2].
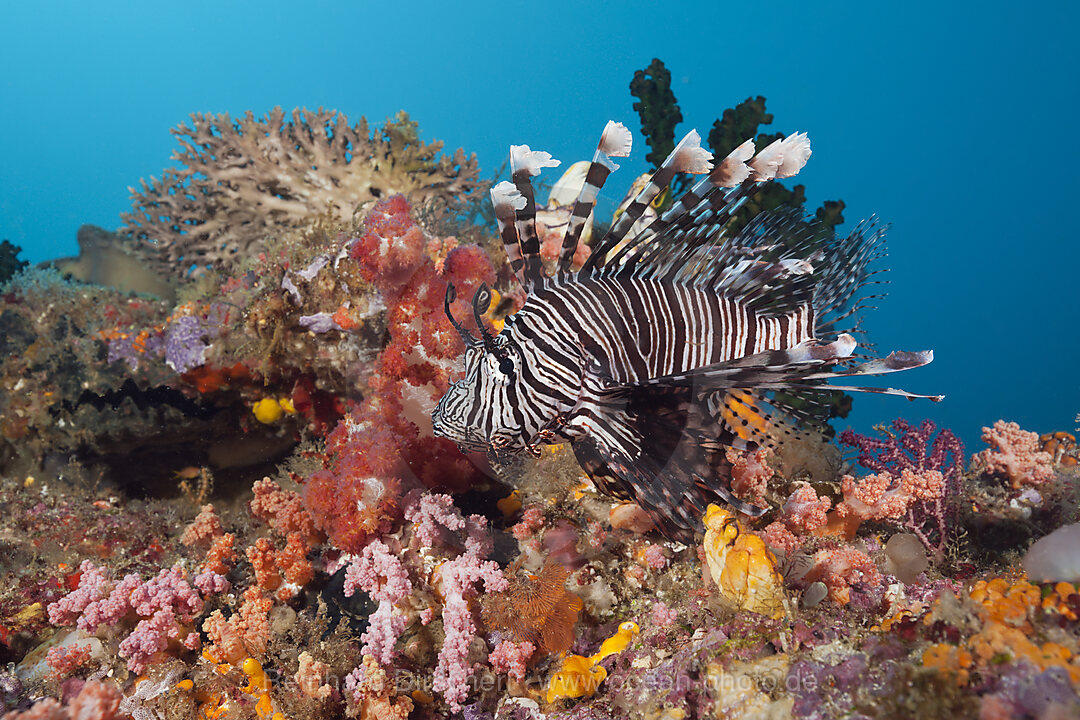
[1, 0, 1077, 450]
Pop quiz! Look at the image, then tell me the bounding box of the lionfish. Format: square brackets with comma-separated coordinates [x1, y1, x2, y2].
[432, 121, 940, 541]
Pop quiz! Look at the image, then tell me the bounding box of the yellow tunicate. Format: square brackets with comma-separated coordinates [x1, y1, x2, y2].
[546, 621, 639, 703]
[252, 398, 284, 424]
[590, 621, 639, 664]
[176, 678, 194, 691]
[242, 657, 270, 693]
[496, 490, 522, 517]
[278, 397, 295, 414]
[255, 694, 273, 718]
[242, 657, 263, 677]
[545, 654, 608, 703]
[703, 504, 785, 618]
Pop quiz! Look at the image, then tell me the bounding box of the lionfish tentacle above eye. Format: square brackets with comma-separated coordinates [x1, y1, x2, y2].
[471, 283, 496, 349]
[444, 282, 478, 347]
[556, 121, 633, 275]
[432, 116, 940, 542]
[509, 145, 560, 292]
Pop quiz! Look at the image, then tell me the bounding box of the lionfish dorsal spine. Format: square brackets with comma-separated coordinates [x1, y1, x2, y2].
[555, 121, 633, 275]
[490, 180, 527, 277]
[597, 129, 713, 249]
[596, 132, 813, 280]
[508, 145, 560, 291]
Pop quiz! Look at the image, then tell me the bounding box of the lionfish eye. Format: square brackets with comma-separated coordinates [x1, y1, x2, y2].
[498, 355, 514, 376]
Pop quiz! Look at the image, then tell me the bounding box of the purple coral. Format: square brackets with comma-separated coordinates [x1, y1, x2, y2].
[163, 315, 210, 373]
[839, 419, 965, 561]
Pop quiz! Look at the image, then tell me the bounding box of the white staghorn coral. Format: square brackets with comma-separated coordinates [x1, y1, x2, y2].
[122, 108, 480, 279]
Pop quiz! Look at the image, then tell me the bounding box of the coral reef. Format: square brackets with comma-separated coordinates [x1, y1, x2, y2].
[4, 99, 1080, 720]
[123, 108, 481, 280]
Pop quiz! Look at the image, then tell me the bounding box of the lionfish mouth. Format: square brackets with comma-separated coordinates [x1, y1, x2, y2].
[432, 420, 490, 454]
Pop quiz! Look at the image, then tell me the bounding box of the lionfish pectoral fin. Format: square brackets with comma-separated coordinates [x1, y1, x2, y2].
[572, 435, 711, 543]
[703, 388, 827, 453]
[631, 337, 939, 401]
[631, 336, 858, 388]
[695, 473, 768, 517]
[569, 386, 774, 541]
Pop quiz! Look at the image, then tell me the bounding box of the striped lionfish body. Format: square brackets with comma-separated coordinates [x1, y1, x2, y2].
[431, 121, 941, 541]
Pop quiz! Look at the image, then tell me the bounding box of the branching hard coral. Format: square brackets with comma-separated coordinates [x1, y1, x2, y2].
[122, 108, 480, 279]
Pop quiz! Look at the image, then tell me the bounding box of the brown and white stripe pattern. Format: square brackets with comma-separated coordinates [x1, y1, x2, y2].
[556, 121, 632, 274]
[433, 117, 940, 541]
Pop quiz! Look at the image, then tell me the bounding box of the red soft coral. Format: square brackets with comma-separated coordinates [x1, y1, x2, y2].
[304, 198, 495, 551]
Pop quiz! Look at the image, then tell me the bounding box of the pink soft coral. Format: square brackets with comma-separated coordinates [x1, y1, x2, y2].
[726, 447, 773, 504]
[434, 552, 508, 710]
[973, 419, 1054, 488]
[488, 640, 535, 681]
[837, 468, 945, 523]
[343, 539, 413, 665]
[47, 562, 208, 673]
[806, 546, 882, 605]
[760, 485, 831, 555]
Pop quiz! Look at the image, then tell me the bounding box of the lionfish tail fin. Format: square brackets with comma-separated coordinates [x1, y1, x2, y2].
[509, 144, 560, 291]
[557, 121, 632, 274]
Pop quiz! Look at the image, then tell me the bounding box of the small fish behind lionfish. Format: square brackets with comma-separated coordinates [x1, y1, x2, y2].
[431, 120, 941, 541]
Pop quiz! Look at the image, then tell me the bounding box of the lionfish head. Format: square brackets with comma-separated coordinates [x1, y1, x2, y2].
[431, 282, 524, 453]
